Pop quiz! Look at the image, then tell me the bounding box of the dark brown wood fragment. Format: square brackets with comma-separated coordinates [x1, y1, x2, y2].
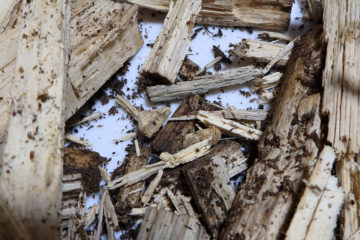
[184, 142, 236, 238]
[220, 26, 325, 240]
[152, 95, 200, 154]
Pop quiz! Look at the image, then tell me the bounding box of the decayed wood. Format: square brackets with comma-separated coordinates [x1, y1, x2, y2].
[142, 169, 164, 206]
[117, 144, 149, 209]
[103, 187, 119, 240]
[182, 126, 221, 148]
[0, 0, 143, 145]
[170, 109, 268, 121]
[230, 39, 290, 66]
[184, 145, 235, 237]
[147, 66, 263, 102]
[152, 95, 200, 154]
[0, 1, 69, 238]
[68, 112, 103, 127]
[307, 0, 322, 22]
[322, 0, 360, 154]
[285, 146, 337, 240]
[65, 133, 92, 147]
[258, 31, 295, 42]
[337, 154, 360, 240]
[136, 207, 209, 240]
[220, 26, 325, 240]
[141, 0, 202, 84]
[304, 176, 344, 240]
[197, 110, 263, 140]
[127, 0, 292, 31]
[0, 186, 30, 240]
[116, 95, 171, 138]
[109, 139, 213, 189]
[252, 72, 282, 92]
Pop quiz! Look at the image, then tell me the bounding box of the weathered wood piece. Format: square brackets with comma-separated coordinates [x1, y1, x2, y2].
[304, 176, 344, 240]
[103, 187, 119, 240]
[170, 109, 268, 121]
[0, 1, 69, 238]
[127, 0, 293, 31]
[0, 0, 143, 145]
[258, 31, 295, 42]
[152, 95, 200, 154]
[117, 144, 149, 209]
[322, 0, 360, 154]
[0, 186, 30, 240]
[285, 146, 337, 240]
[197, 110, 263, 140]
[136, 207, 209, 240]
[184, 145, 235, 237]
[182, 126, 221, 148]
[220, 26, 325, 240]
[142, 169, 164, 206]
[147, 66, 262, 102]
[141, 0, 202, 84]
[230, 39, 290, 66]
[116, 95, 171, 138]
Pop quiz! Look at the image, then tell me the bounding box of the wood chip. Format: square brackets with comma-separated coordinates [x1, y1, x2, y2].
[147, 66, 263, 102]
[65, 133, 92, 147]
[113, 132, 137, 143]
[141, 0, 202, 84]
[197, 110, 263, 140]
[142, 169, 164, 206]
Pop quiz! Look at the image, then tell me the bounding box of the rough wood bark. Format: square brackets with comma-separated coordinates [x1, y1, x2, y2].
[117, 144, 149, 209]
[136, 207, 209, 240]
[184, 144, 235, 237]
[152, 95, 200, 154]
[285, 146, 337, 240]
[230, 39, 290, 66]
[220, 26, 325, 240]
[127, 0, 292, 31]
[141, 0, 201, 84]
[0, 0, 143, 146]
[147, 66, 262, 102]
[322, 0, 360, 154]
[0, 0, 69, 238]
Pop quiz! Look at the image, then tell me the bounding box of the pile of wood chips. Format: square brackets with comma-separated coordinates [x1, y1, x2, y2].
[1, 0, 359, 240]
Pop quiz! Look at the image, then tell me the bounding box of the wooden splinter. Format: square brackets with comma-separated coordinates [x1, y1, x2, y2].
[116, 95, 171, 138]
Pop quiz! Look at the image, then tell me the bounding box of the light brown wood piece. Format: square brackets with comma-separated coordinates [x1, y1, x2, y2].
[230, 39, 290, 66]
[103, 187, 119, 240]
[182, 126, 221, 148]
[258, 31, 295, 42]
[197, 110, 263, 140]
[147, 66, 263, 102]
[0, 0, 19, 32]
[142, 169, 164, 206]
[304, 176, 344, 240]
[127, 0, 292, 31]
[184, 145, 235, 237]
[0, 0, 143, 145]
[322, 0, 360, 154]
[252, 72, 282, 92]
[337, 154, 360, 240]
[117, 144, 149, 209]
[141, 0, 202, 84]
[220, 26, 325, 240]
[285, 146, 337, 240]
[136, 207, 209, 240]
[0, 0, 69, 238]
[170, 109, 268, 121]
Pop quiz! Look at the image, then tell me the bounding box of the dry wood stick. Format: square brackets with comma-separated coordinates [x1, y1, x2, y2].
[147, 66, 262, 102]
[307, 0, 323, 22]
[141, 0, 202, 84]
[136, 207, 209, 240]
[220, 26, 325, 240]
[0, 0, 69, 238]
[230, 39, 290, 66]
[127, 0, 293, 31]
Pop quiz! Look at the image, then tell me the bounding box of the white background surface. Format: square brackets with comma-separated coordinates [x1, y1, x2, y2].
[67, 0, 310, 237]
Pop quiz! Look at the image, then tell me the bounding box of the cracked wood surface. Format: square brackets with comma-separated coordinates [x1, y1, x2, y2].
[220, 26, 325, 240]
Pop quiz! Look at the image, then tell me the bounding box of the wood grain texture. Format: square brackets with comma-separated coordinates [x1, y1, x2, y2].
[1, 0, 69, 238]
[141, 0, 202, 84]
[220, 26, 325, 240]
[127, 0, 292, 31]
